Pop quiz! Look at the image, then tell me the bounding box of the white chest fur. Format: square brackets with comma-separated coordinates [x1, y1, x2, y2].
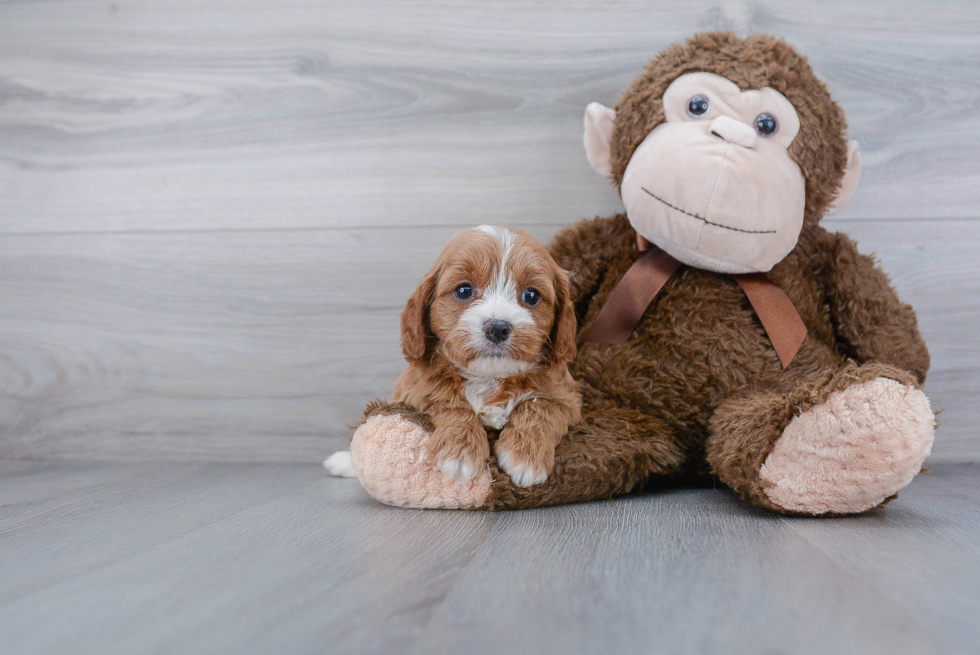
[464, 376, 534, 430]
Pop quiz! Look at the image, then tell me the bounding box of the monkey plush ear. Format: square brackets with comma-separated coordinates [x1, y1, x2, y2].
[826, 140, 862, 215]
[583, 102, 616, 179]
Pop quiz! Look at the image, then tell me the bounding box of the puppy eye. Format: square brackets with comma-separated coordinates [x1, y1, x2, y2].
[755, 113, 777, 136]
[454, 283, 474, 301]
[521, 288, 541, 306]
[687, 95, 710, 117]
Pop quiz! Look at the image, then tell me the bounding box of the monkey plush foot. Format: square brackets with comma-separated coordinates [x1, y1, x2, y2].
[348, 412, 493, 509]
[759, 377, 935, 515]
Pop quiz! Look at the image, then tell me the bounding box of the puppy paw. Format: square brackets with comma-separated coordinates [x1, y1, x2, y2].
[323, 450, 357, 478]
[350, 414, 492, 509]
[495, 450, 549, 487]
[437, 457, 478, 484]
[495, 428, 554, 488]
[427, 425, 491, 485]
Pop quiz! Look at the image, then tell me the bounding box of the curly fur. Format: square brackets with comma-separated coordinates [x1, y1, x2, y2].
[349, 32, 934, 516]
[610, 32, 850, 226]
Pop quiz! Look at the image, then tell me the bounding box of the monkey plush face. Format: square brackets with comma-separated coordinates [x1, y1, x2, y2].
[621, 72, 805, 273]
[584, 33, 862, 274]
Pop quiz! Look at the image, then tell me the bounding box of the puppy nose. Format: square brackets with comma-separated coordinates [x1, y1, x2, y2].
[709, 115, 757, 149]
[484, 320, 512, 344]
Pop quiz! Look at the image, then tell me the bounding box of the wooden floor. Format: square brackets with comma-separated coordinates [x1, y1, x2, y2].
[1, 461, 977, 655]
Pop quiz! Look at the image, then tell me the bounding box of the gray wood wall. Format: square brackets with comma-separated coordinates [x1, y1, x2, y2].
[1, 0, 978, 463]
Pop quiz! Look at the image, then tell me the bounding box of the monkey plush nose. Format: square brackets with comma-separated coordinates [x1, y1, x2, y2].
[710, 115, 757, 149]
[484, 320, 512, 344]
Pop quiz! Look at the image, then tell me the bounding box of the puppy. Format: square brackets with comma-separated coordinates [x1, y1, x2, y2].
[394, 225, 582, 487]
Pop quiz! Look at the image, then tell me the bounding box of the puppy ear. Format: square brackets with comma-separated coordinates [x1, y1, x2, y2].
[549, 266, 577, 364]
[400, 266, 440, 364]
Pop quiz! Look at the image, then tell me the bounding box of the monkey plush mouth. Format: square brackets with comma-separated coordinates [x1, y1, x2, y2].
[641, 187, 776, 235]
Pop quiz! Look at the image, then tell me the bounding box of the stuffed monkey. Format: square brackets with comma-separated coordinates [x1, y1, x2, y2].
[344, 32, 935, 515]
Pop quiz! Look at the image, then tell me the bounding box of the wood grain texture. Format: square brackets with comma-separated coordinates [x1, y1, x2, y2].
[0, 462, 322, 604]
[1, 219, 977, 462]
[0, 460, 978, 654]
[0, 0, 978, 235]
[0, 0, 978, 463]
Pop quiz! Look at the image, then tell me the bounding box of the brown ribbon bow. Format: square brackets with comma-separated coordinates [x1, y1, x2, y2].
[581, 236, 807, 368]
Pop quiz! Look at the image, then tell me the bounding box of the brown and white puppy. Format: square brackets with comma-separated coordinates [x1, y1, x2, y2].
[394, 225, 581, 487]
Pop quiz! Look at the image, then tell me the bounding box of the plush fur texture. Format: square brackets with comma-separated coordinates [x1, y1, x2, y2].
[616, 71, 809, 273]
[345, 32, 935, 516]
[351, 413, 492, 509]
[609, 32, 849, 227]
[759, 377, 934, 514]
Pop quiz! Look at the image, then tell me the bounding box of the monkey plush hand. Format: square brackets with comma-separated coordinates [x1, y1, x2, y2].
[345, 32, 935, 515]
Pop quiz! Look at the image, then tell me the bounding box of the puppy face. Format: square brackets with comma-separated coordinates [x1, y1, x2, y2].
[401, 225, 576, 376]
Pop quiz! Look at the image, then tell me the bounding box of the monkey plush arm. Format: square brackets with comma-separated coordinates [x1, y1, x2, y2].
[548, 214, 635, 323]
[825, 232, 930, 384]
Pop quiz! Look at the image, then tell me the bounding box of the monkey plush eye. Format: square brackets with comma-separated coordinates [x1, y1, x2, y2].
[687, 95, 710, 117]
[454, 283, 474, 301]
[521, 288, 541, 306]
[755, 113, 777, 136]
